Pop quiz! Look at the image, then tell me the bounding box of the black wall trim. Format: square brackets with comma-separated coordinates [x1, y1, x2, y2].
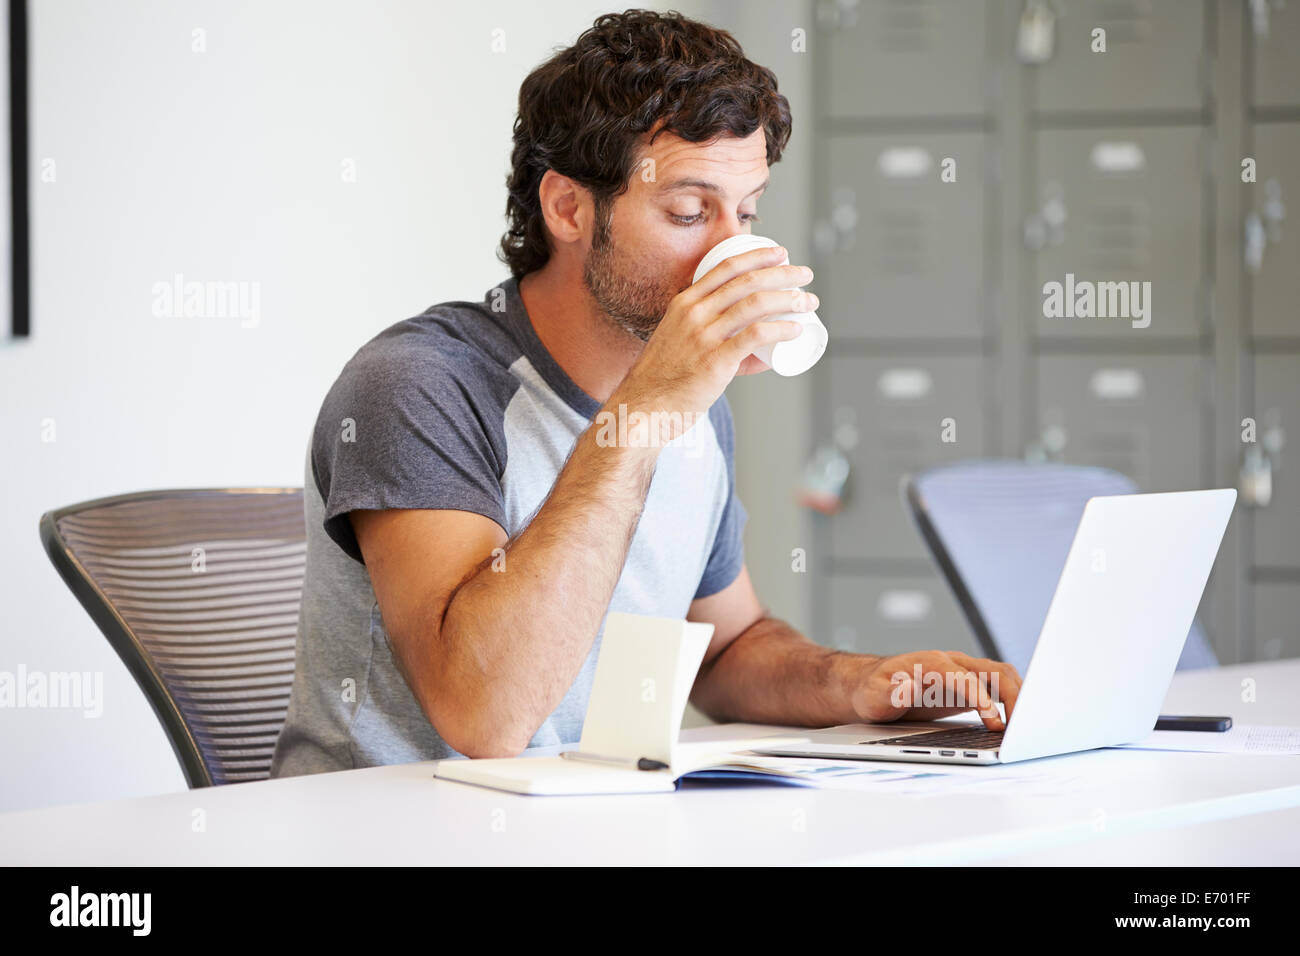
[9, 0, 28, 339]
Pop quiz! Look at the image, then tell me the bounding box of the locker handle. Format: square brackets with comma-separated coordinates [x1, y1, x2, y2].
[877, 589, 933, 623]
[1089, 368, 1145, 401]
[877, 147, 934, 179]
[1025, 182, 1068, 250]
[1240, 446, 1273, 508]
[1245, 179, 1286, 274]
[1025, 422, 1068, 464]
[1240, 414, 1286, 508]
[877, 368, 934, 400]
[1090, 141, 1146, 175]
[1250, 0, 1272, 39]
[1245, 212, 1267, 274]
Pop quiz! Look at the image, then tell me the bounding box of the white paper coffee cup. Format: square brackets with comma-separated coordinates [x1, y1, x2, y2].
[691, 234, 828, 376]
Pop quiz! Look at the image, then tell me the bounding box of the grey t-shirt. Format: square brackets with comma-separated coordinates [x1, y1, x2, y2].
[269, 275, 747, 777]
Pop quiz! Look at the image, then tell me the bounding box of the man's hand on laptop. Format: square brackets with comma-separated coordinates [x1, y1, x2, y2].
[849, 651, 1023, 731]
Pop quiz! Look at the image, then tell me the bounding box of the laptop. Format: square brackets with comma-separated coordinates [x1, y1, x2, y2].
[752, 488, 1237, 766]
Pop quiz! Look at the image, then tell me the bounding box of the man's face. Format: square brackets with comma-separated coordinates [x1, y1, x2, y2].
[582, 128, 770, 342]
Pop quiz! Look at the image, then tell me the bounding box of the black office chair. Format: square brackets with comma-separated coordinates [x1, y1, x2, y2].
[902, 459, 1219, 677]
[40, 488, 306, 788]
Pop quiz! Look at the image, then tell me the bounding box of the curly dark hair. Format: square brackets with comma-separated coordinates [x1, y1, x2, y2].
[497, 8, 793, 280]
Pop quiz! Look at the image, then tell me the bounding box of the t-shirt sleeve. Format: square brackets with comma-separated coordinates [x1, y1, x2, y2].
[693, 394, 749, 600]
[310, 343, 510, 564]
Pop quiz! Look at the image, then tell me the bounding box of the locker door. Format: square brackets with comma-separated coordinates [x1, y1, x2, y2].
[1034, 355, 1205, 491]
[824, 133, 986, 339]
[1252, 0, 1300, 109]
[1254, 583, 1300, 661]
[1032, 127, 1203, 340]
[1252, 354, 1300, 569]
[823, 0, 987, 120]
[829, 355, 987, 560]
[828, 572, 977, 659]
[1033, 0, 1205, 113]
[1247, 123, 1300, 339]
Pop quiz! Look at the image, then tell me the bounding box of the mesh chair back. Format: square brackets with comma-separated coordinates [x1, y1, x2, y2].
[905, 460, 1218, 677]
[40, 488, 306, 788]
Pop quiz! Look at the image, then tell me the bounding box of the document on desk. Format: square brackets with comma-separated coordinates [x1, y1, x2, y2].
[719, 755, 1092, 797]
[1114, 724, 1300, 755]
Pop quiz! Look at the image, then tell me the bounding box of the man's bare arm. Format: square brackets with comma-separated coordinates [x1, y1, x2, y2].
[691, 618, 1022, 730]
[686, 569, 1020, 730]
[691, 616, 875, 727]
[684, 566, 870, 726]
[353, 419, 658, 759]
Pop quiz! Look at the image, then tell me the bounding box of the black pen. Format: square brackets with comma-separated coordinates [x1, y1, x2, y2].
[559, 751, 669, 771]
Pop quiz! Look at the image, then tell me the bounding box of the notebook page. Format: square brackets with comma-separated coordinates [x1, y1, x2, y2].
[577, 612, 714, 766]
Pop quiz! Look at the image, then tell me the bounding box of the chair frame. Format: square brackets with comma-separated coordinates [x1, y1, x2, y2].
[39, 487, 302, 789]
[901, 473, 1004, 664]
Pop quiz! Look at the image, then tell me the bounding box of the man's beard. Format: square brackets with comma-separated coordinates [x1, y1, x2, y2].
[582, 202, 679, 343]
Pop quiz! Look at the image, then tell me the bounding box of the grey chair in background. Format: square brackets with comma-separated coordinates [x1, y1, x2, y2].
[39, 488, 306, 788]
[903, 459, 1219, 678]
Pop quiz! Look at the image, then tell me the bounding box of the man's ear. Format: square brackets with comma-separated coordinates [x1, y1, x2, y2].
[537, 169, 593, 247]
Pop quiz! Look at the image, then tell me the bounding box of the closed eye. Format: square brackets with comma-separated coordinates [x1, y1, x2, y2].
[671, 213, 761, 225]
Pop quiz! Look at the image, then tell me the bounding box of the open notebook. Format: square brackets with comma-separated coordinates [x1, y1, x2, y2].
[433, 612, 813, 795]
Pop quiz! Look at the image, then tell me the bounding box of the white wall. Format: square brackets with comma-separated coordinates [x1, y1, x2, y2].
[0, 0, 711, 813]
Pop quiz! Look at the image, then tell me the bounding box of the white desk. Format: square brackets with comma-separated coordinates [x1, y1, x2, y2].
[2, 659, 1298, 865]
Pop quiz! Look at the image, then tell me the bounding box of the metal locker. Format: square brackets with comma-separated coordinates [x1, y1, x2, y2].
[828, 572, 979, 659]
[1251, 353, 1299, 569]
[1246, 122, 1299, 338]
[1032, 0, 1205, 113]
[829, 355, 987, 560]
[822, 0, 987, 120]
[1031, 126, 1204, 340]
[1254, 582, 1300, 661]
[1252, 0, 1300, 109]
[1033, 355, 1205, 492]
[823, 132, 986, 339]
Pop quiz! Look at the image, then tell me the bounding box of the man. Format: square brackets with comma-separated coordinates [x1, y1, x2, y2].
[270, 9, 1020, 777]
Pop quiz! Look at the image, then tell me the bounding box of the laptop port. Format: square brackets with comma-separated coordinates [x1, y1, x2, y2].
[963, 752, 979, 758]
[939, 750, 955, 756]
[900, 749, 930, 754]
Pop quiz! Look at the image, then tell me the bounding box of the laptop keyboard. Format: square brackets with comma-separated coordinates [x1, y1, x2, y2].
[861, 727, 1004, 751]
